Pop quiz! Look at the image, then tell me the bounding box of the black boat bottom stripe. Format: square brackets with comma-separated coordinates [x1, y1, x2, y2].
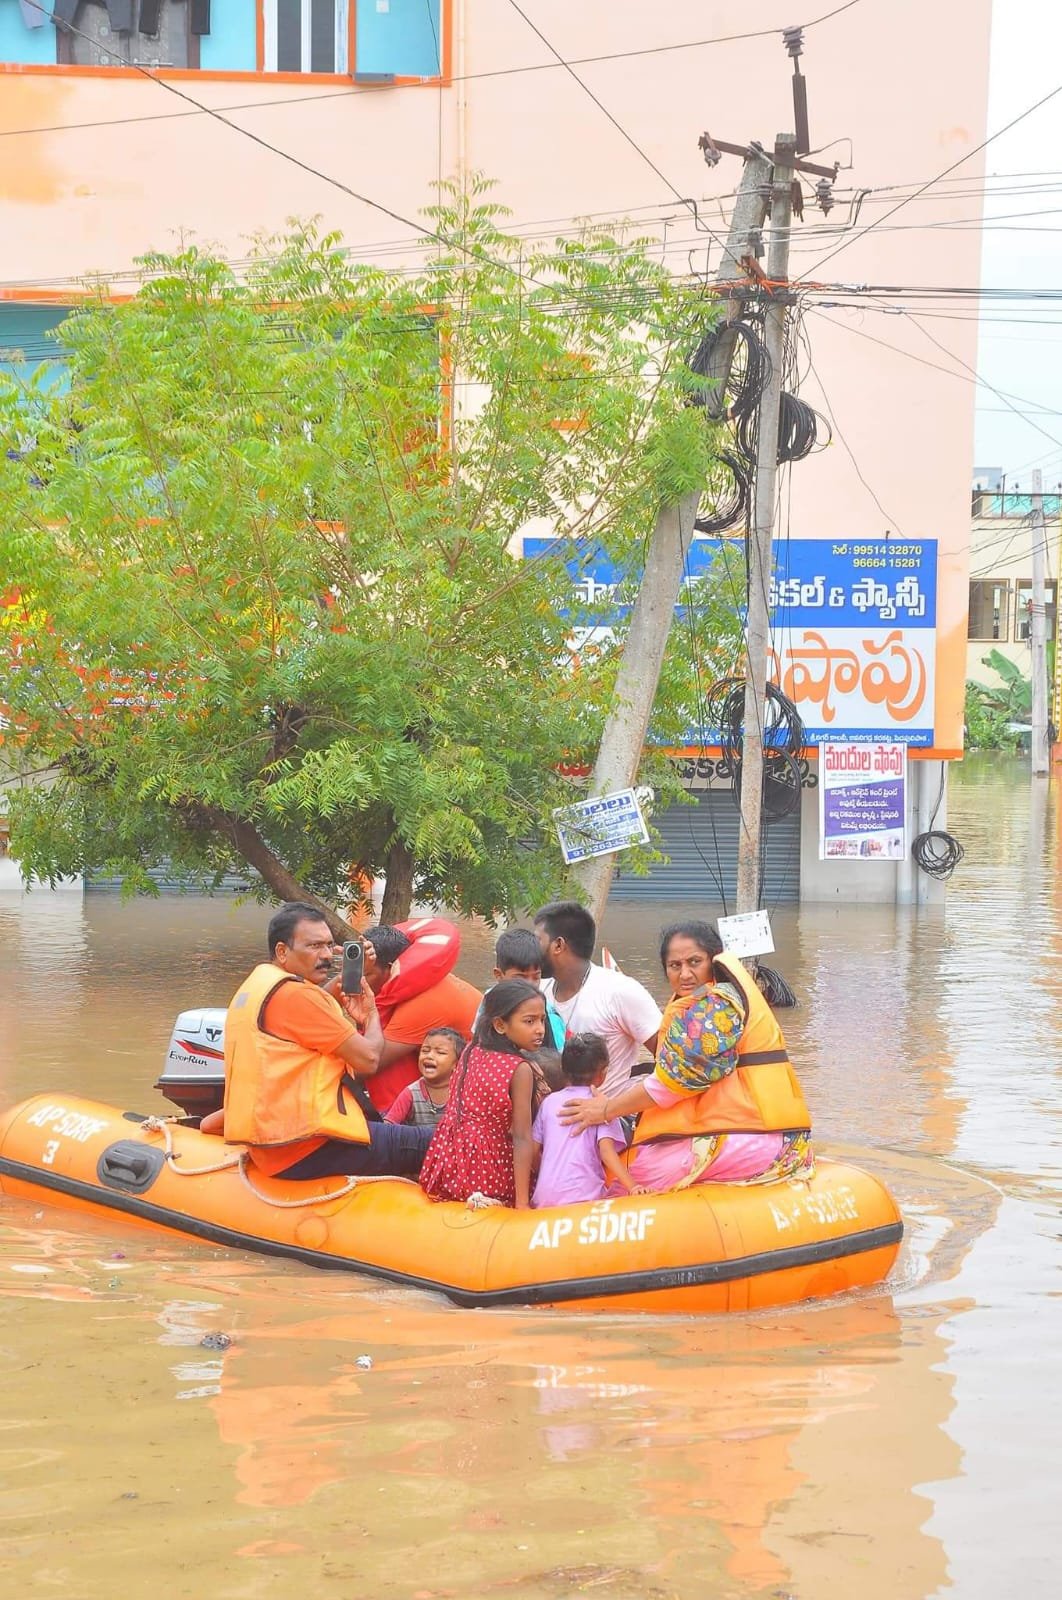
[0, 1156, 903, 1310]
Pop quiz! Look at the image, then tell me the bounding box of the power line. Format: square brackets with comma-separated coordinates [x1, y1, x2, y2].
[903, 310, 1062, 458]
[604, 215, 1062, 265]
[1000, 441, 1062, 478]
[968, 524, 1038, 578]
[501, 0, 720, 248]
[24, 9, 559, 300]
[0, 216, 700, 294]
[796, 76, 1062, 282]
[836, 285, 1062, 299]
[844, 168, 1062, 193]
[16, 235, 1062, 302]
[0, 0, 867, 141]
[808, 306, 1062, 449]
[798, 330, 906, 537]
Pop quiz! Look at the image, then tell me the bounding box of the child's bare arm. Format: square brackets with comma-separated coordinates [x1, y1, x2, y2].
[510, 1062, 535, 1209]
[598, 1137, 649, 1195]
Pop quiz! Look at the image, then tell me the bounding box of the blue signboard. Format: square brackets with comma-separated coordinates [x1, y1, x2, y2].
[523, 535, 938, 747]
[770, 539, 935, 628]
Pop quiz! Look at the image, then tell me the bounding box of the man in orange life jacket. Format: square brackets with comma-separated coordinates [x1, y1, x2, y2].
[216, 902, 433, 1179]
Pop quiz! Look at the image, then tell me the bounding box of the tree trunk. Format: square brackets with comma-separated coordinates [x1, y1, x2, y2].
[186, 803, 356, 944]
[379, 832, 415, 924]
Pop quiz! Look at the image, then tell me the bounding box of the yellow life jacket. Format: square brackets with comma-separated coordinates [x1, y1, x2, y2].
[223, 963, 371, 1149]
[632, 950, 811, 1143]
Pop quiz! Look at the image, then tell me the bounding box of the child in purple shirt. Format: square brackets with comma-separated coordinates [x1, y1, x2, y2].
[531, 1032, 647, 1208]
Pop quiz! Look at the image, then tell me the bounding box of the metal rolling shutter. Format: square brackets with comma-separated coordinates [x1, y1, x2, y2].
[609, 790, 800, 904]
[85, 864, 253, 894]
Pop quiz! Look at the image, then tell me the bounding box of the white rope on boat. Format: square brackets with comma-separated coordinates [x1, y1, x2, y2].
[236, 1157, 418, 1208]
[140, 1116, 241, 1177]
[140, 1115, 419, 1206]
[237, 1157, 360, 1208]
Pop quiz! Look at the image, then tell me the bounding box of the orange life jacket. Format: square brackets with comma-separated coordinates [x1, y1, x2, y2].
[632, 951, 811, 1143]
[223, 963, 371, 1149]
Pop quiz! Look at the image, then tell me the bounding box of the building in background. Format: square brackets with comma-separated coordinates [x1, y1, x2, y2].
[967, 476, 1061, 730]
[0, 0, 993, 906]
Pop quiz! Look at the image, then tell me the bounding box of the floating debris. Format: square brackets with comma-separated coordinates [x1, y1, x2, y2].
[199, 1331, 232, 1351]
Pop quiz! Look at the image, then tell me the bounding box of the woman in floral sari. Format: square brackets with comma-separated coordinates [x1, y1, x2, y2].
[558, 921, 813, 1191]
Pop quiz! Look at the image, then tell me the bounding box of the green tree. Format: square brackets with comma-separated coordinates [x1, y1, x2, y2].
[963, 683, 1015, 751]
[0, 188, 733, 933]
[975, 648, 1032, 721]
[964, 650, 1034, 751]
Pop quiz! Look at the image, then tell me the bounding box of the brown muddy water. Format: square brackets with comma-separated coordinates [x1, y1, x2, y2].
[0, 756, 1058, 1599]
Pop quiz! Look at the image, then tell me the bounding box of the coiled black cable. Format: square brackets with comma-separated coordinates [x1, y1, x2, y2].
[762, 750, 804, 821]
[733, 404, 759, 467]
[737, 390, 830, 465]
[911, 768, 964, 879]
[912, 830, 964, 880]
[777, 392, 826, 462]
[755, 964, 798, 1008]
[704, 677, 806, 823]
[706, 676, 806, 767]
[694, 449, 751, 533]
[689, 318, 771, 421]
[729, 751, 804, 821]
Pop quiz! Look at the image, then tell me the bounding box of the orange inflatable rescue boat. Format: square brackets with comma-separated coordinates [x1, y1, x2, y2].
[0, 1000, 903, 1313]
[0, 1092, 902, 1314]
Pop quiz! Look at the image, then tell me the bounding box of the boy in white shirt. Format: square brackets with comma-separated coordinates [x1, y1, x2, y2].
[533, 900, 662, 1099]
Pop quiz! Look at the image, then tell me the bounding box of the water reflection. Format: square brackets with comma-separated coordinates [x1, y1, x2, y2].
[0, 1214, 963, 1599]
[0, 758, 1060, 1597]
[0, 888, 89, 1099]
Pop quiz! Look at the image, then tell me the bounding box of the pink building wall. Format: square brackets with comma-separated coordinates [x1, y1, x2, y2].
[0, 0, 992, 753]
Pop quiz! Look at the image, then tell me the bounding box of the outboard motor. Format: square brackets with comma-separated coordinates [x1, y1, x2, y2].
[155, 1008, 227, 1117]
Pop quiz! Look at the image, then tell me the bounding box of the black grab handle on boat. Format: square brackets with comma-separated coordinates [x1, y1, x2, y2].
[96, 1141, 167, 1194]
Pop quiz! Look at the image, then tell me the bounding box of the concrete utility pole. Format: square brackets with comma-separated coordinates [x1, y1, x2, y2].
[574, 152, 773, 928]
[735, 135, 797, 913]
[1030, 468, 1050, 777]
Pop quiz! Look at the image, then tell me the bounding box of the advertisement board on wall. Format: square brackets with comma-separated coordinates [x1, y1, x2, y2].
[522, 535, 938, 747]
[770, 540, 935, 746]
[818, 742, 908, 860]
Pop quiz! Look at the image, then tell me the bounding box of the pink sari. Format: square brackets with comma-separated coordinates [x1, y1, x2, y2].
[625, 1083, 783, 1191]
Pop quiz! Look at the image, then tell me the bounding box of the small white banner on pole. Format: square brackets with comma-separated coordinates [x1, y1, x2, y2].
[554, 787, 650, 865]
[717, 909, 775, 958]
[819, 741, 908, 860]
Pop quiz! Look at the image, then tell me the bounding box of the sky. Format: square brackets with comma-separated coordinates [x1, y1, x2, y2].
[973, 0, 1062, 486]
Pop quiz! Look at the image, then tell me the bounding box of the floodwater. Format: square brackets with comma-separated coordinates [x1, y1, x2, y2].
[0, 756, 1059, 1599]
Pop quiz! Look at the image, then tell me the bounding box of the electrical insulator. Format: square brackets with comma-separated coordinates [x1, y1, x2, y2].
[698, 132, 722, 168]
[815, 178, 835, 216]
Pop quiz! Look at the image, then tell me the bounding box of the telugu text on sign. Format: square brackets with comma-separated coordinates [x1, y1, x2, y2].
[819, 740, 908, 861]
[523, 535, 939, 746]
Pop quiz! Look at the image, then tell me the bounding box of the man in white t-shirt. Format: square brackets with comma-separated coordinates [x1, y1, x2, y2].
[533, 900, 662, 1098]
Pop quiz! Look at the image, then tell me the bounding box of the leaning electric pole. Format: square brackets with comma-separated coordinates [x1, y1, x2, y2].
[701, 29, 839, 914]
[573, 149, 774, 927]
[735, 135, 797, 912]
[574, 29, 838, 929]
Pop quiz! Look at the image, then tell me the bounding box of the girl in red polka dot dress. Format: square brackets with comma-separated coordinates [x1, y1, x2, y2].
[420, 979, 544, 1209]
